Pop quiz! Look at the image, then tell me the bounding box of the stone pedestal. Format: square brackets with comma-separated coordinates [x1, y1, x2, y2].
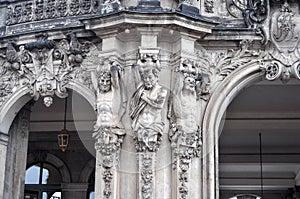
[4, 106, 31, 199]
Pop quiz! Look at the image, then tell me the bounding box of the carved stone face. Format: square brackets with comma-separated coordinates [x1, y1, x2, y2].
[183, 76, 196, 92]
[99, 73, 111, 93]
[141, 70, 158, 90]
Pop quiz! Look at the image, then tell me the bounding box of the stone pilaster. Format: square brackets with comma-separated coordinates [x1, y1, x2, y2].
[94, 143, 121, 199]
[4, 106, 31, 199]
[0, 132, 9, 199]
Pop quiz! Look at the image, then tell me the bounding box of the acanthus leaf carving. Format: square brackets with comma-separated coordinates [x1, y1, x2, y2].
[197, 39, 265, 93]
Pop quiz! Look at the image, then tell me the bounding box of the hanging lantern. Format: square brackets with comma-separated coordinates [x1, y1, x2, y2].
[58, 97, 69, 152]
[58, 128, 69, 152]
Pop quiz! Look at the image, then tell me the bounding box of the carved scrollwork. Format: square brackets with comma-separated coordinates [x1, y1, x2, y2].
[264, 62, 282, 81]
[293, 62, 300, 80]
[226, 0, 268, 44]
[0, 32, 93, 108]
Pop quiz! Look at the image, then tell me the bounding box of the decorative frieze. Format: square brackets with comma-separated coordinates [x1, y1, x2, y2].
[5, 0, 123, 26]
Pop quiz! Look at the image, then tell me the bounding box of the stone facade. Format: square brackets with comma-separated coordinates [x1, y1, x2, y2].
[0, 0, 300, 199]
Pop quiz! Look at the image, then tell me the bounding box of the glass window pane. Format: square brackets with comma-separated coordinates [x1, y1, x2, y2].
[25, 165, 41, 184]
[42, 192, 48, 199]
[41, 168, 49, 184]
[24, 192, 38, 199]
[50, 192, 61, 199]
[89, 192, 94, 199]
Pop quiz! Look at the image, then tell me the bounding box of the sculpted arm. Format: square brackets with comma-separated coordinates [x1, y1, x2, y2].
[141, 88, 167, 109]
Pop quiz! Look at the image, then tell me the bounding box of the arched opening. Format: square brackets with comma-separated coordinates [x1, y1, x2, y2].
[25, 161, 63, 199]
[219, 79, 300, 199]
[2, 88, 97, 199]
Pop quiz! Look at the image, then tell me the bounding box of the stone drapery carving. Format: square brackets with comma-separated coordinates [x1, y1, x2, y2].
[0, 32, 92, 107]
[168, 59, 202, 199]
[130, 52, 167, 199]
[92, 58, 126, 198]
[130, 53, 167, 153]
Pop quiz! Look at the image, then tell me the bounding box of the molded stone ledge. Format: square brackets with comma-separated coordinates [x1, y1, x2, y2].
[61, 183, 89, 191]
[83, 11, 218, 36]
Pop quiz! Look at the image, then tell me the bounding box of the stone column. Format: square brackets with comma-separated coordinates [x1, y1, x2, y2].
[4, 106, 31, 199]
[0, 132, 9, 199]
